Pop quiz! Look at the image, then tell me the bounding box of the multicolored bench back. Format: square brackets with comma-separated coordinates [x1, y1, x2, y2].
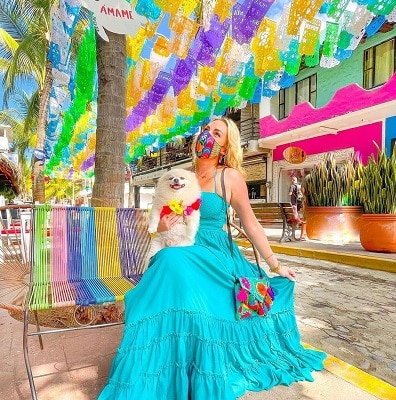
[29, 205, 150, 311]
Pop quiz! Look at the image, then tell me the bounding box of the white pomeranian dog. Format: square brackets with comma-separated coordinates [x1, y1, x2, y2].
[146, 168, 201, 261]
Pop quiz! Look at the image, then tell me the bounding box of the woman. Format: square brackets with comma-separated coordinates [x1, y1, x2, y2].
[289, 176, 307, 240]
[289, 176, 302, 210]
[98, 118, 326, 399]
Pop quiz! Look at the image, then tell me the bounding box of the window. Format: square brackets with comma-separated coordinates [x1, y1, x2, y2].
[246, 181, 267, 200]
[278, 74, 317, 119]
[363, 38, 395, 89]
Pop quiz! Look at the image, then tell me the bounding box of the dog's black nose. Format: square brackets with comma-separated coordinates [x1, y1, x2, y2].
[173, 177, 180, 183]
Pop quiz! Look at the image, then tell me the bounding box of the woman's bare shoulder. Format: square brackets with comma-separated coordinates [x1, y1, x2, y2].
[224, 167, 245, 181]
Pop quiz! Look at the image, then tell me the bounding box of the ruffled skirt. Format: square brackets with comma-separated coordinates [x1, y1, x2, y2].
[98, 241, 326, 400]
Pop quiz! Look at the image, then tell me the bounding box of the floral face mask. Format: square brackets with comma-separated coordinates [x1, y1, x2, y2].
[195, 129, 222, 159]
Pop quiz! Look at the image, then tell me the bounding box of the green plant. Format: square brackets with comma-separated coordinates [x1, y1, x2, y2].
[0, 182, 17, 200]
[303, 152, 362, 207]
[359, 145, 396, 214]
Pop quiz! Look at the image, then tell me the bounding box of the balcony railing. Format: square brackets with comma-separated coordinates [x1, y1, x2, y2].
[131, 116, 260, 177]
[131, 141, 193, 177]
[240, 117, 260, 146]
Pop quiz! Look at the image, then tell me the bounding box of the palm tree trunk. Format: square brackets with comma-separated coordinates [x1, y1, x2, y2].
[32, 59, 53, 204]
[91, 31, 126, 208]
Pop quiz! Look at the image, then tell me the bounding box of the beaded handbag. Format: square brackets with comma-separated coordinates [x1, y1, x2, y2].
[220, 168, 275, 320]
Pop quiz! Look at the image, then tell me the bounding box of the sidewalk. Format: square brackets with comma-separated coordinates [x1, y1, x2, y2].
[0, 237, 395, 400]
[271, 240, 395, 273]
[253, 228, 395, 273]
[3, 309, 394, 400]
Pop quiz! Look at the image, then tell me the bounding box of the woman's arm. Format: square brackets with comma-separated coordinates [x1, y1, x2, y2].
[226, 169, 296, 281]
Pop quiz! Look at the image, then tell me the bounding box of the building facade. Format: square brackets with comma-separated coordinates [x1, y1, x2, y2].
[259, 26, 396, 203]
[130, 26, 396, 208]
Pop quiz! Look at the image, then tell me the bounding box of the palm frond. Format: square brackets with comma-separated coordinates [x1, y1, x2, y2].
[0, 0, 30, 41]
[0, 109, 22, 127]
[23, 89, 40, 136]
[0, 88, 38, 190]
[4, 36, 45, 83]
[30, 0, 56, 18]
[0, 27, 18, 62]
[2, 86, 30, 116]
[0, 58, 10, 70]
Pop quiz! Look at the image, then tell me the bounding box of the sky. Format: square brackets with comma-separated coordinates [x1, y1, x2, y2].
[0, 72, 37, 111]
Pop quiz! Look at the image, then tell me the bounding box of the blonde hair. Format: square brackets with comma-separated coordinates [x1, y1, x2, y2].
[217, 117, 245, 176]
[191, 117, 246, 176]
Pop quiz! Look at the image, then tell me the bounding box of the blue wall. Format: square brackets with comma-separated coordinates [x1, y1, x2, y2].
[385, 116, 396, 156]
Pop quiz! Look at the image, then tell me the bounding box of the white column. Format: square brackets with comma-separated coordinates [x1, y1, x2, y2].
[259, 97, 272, 118]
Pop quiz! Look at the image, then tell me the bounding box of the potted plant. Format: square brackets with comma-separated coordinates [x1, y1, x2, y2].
[359, 145, 396, 253]
[303, 152, 363, 243]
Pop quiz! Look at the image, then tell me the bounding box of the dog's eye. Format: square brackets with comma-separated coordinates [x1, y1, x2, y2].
[179, 177, 185, 180]
[168, 176, 175, 180]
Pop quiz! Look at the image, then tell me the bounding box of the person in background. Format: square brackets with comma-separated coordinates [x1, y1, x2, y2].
[289, 176, 302, 210]
[98, 118, 324, 400]
[289, 176, 307, 240]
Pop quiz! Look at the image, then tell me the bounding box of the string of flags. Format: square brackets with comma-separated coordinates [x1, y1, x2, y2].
[43, 0, 396, 179]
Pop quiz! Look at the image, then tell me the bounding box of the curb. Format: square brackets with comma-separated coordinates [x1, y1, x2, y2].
[303, 343, 396, 400]
[270, 244, 396, 273]
[234, 238, 395, 273]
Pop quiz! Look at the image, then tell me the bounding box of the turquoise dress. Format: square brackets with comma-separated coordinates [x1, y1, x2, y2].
[98, 191, 326, 400]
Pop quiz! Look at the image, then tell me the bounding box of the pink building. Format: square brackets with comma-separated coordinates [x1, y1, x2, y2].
[258, 72, 396, 202]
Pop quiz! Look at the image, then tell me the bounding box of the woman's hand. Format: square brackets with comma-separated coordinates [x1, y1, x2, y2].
[276, 264, 297, 281]
[157, 212, 181, 232]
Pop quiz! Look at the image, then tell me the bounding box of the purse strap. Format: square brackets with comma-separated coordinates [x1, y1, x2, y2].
[220, 168, 263, 278]
[220, 168, 234, 257]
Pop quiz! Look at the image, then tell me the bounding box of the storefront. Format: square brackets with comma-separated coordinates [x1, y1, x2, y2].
[259, 72, 396, 203]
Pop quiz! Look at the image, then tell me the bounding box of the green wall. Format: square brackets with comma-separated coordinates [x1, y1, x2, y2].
[297, 27, 396, 108]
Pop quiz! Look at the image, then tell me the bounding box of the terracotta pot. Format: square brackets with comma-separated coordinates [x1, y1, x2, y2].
[305, 206, 362, 243]
[359, 214, 396, 253]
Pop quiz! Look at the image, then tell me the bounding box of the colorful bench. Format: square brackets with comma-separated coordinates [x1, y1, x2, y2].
[20, 205, 150, 400]
[28, 205, 150, 310]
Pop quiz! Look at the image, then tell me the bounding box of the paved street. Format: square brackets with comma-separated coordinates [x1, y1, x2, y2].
[279, 254, 396, 387]
[233, 251, 396, 400]
[0, 251, 395, 399]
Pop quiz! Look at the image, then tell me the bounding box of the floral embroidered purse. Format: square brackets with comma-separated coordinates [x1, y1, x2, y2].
[234, 276, 275, 319]
[220, 169, 275, 320]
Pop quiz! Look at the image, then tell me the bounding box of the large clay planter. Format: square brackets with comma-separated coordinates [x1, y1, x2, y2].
[359, 214, 396, 253]
[305, 206, 362, 243]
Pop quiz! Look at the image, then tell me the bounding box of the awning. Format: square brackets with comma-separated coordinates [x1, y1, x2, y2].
[0, 153, 23, 196]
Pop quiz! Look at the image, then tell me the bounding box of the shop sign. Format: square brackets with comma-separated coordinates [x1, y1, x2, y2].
[283, 146, 306, 164]
[81, 0, 146, 41]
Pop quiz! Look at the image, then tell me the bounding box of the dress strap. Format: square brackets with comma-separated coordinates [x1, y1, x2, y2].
[213, 169, 218, 192]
